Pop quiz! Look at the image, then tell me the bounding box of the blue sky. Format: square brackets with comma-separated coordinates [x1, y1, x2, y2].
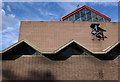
[1, 2, 118, 50]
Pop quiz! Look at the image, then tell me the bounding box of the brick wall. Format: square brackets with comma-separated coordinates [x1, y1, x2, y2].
[19, 22, 118, 52]
[2, 55, 119, 81]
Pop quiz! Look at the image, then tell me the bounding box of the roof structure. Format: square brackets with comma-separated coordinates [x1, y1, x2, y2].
[60, 5, 111, 22]
[2, 39, 120, 55]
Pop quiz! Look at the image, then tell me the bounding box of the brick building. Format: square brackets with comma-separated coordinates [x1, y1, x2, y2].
[1, 5, 120, 81]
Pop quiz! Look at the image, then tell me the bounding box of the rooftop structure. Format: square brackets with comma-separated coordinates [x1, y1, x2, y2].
[60, 5, 111, 22]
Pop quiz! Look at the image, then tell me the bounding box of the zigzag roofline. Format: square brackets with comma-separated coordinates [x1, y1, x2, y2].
[2, 39, 41, 54]
[1, 39, 120, 55]
[60, 5, 111, 21]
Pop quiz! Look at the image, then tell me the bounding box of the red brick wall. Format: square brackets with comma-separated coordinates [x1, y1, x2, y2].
[2, 55, 119, 80]
[19, 22, 118, 52]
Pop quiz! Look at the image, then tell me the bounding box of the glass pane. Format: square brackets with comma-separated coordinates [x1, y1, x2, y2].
[81, 12, 85, 17]
[75, 11, 80, 16]
[69, 15, 74, 21]
[105, 19, 109, 22]
[99, 18, 104, 22]
[87, 11, 91, 16]
[75, 12, 80, 20]
[86, 8, 91, 14]
[97, 15, 103, 20]
[63, 18, 68, 21]
[81, 15, 86, 21]
[75, 15, 80, 20]
[87, 18, 92, 21]
[33, 52, 41, 55]
[91, 11, 97, 17]
[76, 18, 81, 21]
[87, 14, 91, 21]
[93, 16, 98, 22]
[81, 8, 86, 13]
[62, 7, 110, 22]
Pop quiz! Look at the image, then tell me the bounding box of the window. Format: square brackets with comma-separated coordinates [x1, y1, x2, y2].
[63, 18, 69, 21]
[33, 52, 41, 55]
[63, 8, 110, 22]
[69, 15, 74, 21]
[75, 11, 80, 20]
[81, 15, 86, 21]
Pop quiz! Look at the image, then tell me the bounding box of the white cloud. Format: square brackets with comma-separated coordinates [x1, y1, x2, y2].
[1, 9, 5, 16]
[47, 12, 58, 17]
[38, 8, 58, 18]
[57, 2, 86, 14]
[2, 9, 18, 30]
[2, 26, 14, 33]
[7, 5, 11, 12]
[2, 32, 18, 50]
[8, 14, 15, 18]
[2, 9, 19, 50]
[89, 2, 118, 6]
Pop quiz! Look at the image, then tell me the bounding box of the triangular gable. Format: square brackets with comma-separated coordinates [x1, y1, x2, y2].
[55, 42, 84, 55]
[2, 39, 40, 55]
[53, 39, 93, 54]
[60, 5, 111, 21]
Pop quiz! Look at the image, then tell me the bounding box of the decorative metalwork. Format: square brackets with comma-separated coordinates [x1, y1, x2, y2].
[90, 23, 107, 40]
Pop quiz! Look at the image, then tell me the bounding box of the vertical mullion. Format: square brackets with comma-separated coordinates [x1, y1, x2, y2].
[90, 10, 92, 22]
[103, 18, 105, 22]
[80, 11, 81, 21]
[85, 8, 87, 21]
[74, 14, 75, 21]
[91, 11, 93, 22]
[68, 18, 69, 21]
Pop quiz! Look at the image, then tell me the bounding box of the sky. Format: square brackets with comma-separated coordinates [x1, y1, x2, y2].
[1, 2, 119, 50]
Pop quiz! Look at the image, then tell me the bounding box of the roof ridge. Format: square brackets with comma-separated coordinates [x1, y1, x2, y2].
[60, 5, 111, 21]
[60, 5, 86, 20]
[2, 39, 41, 54]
